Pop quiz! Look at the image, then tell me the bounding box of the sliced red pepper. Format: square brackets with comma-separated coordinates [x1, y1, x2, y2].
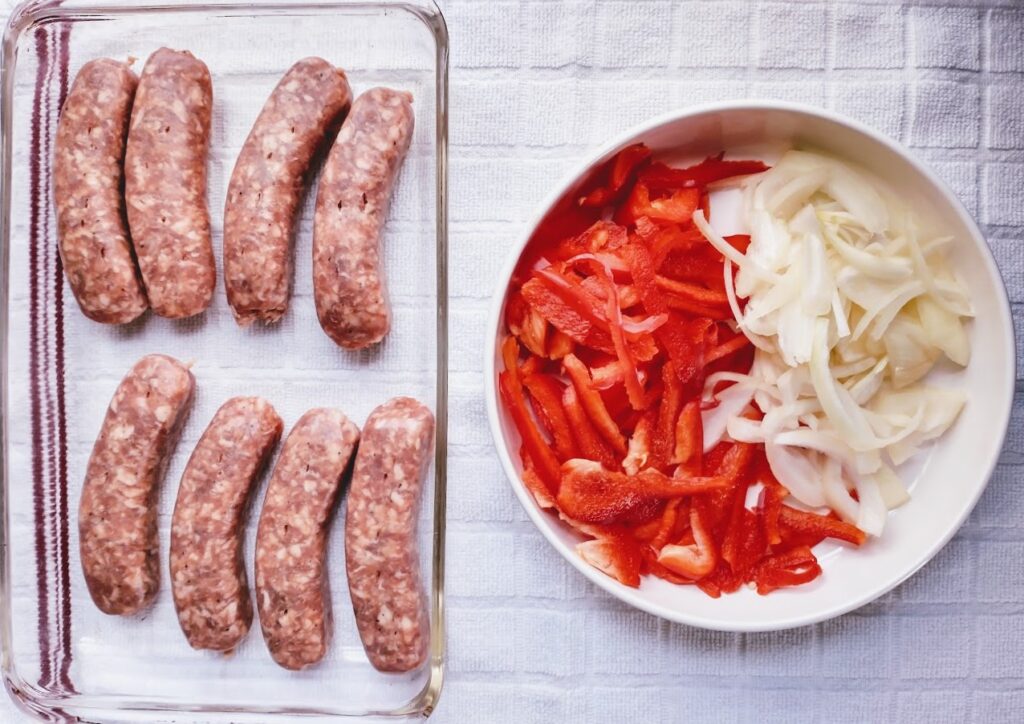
[499, 374, 561, 493]
[754, 546, 822, 595]
[657, 505, 718, 580]
[563, 353, 628, 454]
[725, 233, 752, 254]
[621, 243, 714, 390]
[650, 498, 685, 551]
[639, 154, 769, 191]
[651, 361, 682, 469]
[655, 275, 729, 308]
[558, 220, 630, 258]
[721, 493, 766, 580]
[561, 384, 620, 470]
[557, 460, 737, 525]
[521, 466, 557, 510]
[546, 328, 574, 359]
[506, 293, 548, 358]
[576, 528, 643, 588]
[778, 505, 867, 547]
[705, 333, 751, 366]
[521, 277, 598, 345]
[619, 182, 700, 225]
[622, 410, 654, 475]
[522, 373, 577, 461]
[579, 144, 652, 208]
[759, 481, 788, 547]
[588, 269, 647, 411]
[673, 399, 702, 467]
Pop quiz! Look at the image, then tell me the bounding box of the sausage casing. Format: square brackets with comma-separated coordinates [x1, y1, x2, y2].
[125, 48, 215, 319]
[78, 354, 195, 615]
[312, 88, 414, 349]
[346, 397, 433, 672]
[170, 397, 282, 652]
[54, 58, 147, 324]
[255, 408, 359, 670]
[224, 58, 352, 326]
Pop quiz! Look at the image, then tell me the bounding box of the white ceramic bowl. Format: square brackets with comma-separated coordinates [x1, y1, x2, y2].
[483, 101, 1015, 632]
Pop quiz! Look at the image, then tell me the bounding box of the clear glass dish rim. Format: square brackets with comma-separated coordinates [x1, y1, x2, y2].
[0, 0, 449, 719]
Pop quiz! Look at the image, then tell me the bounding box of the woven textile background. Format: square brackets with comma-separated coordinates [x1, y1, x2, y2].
[3, 1, 1024, 722]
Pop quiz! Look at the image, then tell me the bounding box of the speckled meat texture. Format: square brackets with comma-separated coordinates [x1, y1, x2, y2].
[170, 397, 282, 652]
[54, 58, 147, 324]
[255, 408, 359, 670]
[346, 397, 434, 673]
[78, 354, 195, 615]
[224, 58, 352, 326]
[125, 48, 215, 319]
[312, 87, 414, 349]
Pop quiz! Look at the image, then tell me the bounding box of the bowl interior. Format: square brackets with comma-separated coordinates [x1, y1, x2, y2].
[485, 103, 1015, 631]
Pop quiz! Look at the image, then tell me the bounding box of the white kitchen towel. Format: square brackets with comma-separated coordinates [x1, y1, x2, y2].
[3, 1, 1024, 723]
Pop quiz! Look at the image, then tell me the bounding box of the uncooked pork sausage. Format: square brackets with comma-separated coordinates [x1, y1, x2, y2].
[346, 397, 434, 672]
[125, 48, 215, 319]
[78, 354, 194, 615]
[170, 397, 282, 652]
[54, 58, 147, 324]
[224, 58, 352, 325]
[254, 408, 359, 670]
[312, 88, 414, 349]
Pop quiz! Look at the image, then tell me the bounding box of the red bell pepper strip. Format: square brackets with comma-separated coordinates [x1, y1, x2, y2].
[650, 498, 685, 551]
[778, 505, 867, 547]
[523, 373, 578, 461]
[657, 505, 718, 580]
[506, 291, 548, 357]
[639, 154, 769, 191]
[673, 399, 702, 467]
[620, 182, 701, 225]
[576, 528, 643, 588]
[547, 329, 574, 359]
[654, 275, 730, 308]
[559, 220, 630, 257]
[754, 546, 822, 595]
[499, 347, 561, 492]
[563, 353, 628, 454]
[521, 466, 556, 510]
[759, 481, 788, 547]
[622, 410, 654, 475]
[725, 233, 752, 254]
[594, 274, 647, 411]
[652, 361, 682, 469]
[705, 333, 752, 366]
[721, 489, 766, 579]
[521, 277, 598, 344]
[557, 460, 738, 525]
[579, 144, 652, 208]
[561, 384, 620, 470]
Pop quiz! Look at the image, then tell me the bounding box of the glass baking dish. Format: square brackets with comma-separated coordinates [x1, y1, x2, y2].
[0, 0, 448, 720]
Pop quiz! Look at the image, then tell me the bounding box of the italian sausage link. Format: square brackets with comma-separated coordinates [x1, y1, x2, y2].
[78, 354, 195, 615]
[346, 397, 434, 672]
[125, 48, 215, 319]
[170, 397, 282, 652]
[224, 58, 352, 326]
[312, 88, 414, 349]
[54, 58, 147, 324]
[255, 408, 359, 670]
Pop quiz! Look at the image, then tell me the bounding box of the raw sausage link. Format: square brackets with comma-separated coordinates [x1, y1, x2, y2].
[78, 354, 195, 615]
[224, 58, 352, 326]
[255, 408, 359, 670]
[312, 88, 414, 349]
[170, 397, 282, 652]
[54, 58, 147, 324]
[346, 397, 434, 672]
[125, 48, 215, 319]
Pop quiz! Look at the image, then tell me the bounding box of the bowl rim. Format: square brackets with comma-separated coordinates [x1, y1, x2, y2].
[482, 99, 1017, 632]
